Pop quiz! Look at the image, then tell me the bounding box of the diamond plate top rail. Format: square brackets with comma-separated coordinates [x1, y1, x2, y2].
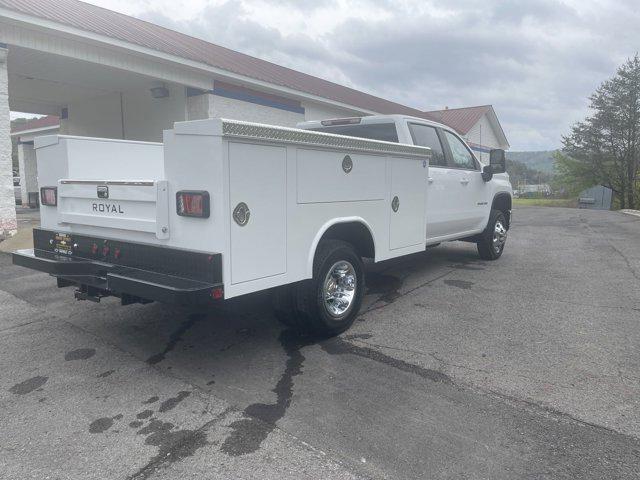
[221, 119, 432, 158]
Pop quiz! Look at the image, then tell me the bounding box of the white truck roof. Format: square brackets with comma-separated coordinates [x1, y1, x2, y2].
[297, 114, 452, 132]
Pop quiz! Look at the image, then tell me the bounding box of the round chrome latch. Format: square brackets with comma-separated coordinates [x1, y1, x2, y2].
[233, 202, 250, 226]
[391, 196, 400, 212]
[342, 155, 353, 173]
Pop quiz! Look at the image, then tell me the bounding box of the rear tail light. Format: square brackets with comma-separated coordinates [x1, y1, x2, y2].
[211, 287, 224, 299]
[40, 187, 57, 206]
[176, 191, 210, 218]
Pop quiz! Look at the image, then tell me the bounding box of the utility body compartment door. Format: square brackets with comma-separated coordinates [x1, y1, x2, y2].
[389, 157, 428, 249]
[228, 142, 287, 284]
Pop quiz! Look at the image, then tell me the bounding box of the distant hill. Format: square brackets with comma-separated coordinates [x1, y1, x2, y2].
[506, 151, 557, 174]
[506, 159, 553, 187]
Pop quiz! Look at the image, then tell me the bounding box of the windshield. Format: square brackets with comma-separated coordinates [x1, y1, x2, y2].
[309, 123, 399, 143]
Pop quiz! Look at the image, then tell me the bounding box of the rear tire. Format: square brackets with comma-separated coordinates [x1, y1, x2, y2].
[271, 240, 364, 336]
[477, 209, 508, 260]
[271, 284, 298, 328]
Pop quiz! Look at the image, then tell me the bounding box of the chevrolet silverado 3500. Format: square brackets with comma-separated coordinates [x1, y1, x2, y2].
[13, 115, 512, 336]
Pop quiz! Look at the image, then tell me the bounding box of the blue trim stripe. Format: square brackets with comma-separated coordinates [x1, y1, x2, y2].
[0, 42, 7, 49]
[186, 87, 206, 97]
[212, 86, 305, 114]
[470, 145, 491, 154]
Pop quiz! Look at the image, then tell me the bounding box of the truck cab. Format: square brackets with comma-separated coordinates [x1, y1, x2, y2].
[297, 115, 512, 247]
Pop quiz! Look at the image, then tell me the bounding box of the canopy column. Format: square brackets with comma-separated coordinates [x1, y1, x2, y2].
[0, 44, 17, 236]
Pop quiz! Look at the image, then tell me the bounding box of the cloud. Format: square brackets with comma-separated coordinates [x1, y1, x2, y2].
[118, 0, 640, 150]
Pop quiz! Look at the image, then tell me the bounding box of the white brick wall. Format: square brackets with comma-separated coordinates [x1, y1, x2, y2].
[186, 92, 209, 121]
[207, 95, 359, 127]
[209, 95, 304, 127]
[0, 46, 17, 236]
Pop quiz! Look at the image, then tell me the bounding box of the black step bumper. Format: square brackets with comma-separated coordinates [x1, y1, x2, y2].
[12, 229, 224, 305]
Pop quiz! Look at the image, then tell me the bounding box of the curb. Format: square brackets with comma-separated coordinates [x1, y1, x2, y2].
[620, 209, 640, 218]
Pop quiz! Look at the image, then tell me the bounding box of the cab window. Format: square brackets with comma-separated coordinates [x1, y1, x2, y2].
[408, 124, 447, 167]
[443, 131, 477, 170]
[309, 123, 399, 142]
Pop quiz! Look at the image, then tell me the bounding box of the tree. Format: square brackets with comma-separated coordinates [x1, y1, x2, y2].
[561, 55, 640, 209]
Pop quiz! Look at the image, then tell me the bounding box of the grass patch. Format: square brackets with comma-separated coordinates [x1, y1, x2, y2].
[513, 198, 577, 208]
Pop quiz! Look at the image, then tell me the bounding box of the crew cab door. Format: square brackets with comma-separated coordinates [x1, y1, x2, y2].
[407, 123, 459, 240]
[440, 130, 488, 233]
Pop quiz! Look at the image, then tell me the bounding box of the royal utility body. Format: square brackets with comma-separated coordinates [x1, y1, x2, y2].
[13, 115, 512, 335]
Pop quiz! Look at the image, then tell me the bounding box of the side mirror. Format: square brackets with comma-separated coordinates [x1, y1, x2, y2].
[489, 149, 506, 174]
[481, 165, 493, 182]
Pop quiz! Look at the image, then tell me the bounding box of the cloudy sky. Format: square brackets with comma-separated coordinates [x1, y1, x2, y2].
[85, 0, 639, 150]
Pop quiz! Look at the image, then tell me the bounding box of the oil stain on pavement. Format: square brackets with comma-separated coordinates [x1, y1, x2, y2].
[146, 314, 205, 365]
[9, 375, 48, 395]
[159, 391, 191, 412]
[84, 390, 209, 479]
[220, 330, 316, 456]
[444, 279, 474, 290]
[130, 419, 208, 480]
[89, 417, 115, 434]
[366, 272, 404, 303]
[447, 256, 486, 271]
[89, 414, 122, 434]
[64, 348, 96, 361]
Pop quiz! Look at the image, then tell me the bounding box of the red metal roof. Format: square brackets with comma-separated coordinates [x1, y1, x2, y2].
[10, 115, 59, 134]
[0, 0, 428, 116]
[422, 105, 491, 135]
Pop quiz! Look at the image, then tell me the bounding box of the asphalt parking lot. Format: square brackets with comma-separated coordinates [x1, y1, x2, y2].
[1, 206, 639, 479]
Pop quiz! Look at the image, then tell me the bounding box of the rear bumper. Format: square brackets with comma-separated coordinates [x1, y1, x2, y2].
[13, 229, 223, 305]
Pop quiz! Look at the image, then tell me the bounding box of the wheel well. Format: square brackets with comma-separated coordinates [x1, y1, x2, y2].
[492, 193, 512, 228]
[320, 222, 375, 259]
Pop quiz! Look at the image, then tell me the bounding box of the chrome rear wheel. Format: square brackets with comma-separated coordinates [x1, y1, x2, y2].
[323, 260, 357, 319]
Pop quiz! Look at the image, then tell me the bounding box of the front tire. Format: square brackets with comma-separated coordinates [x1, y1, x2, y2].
[272, 240, 364, 336]
[477, 209, 508, 260]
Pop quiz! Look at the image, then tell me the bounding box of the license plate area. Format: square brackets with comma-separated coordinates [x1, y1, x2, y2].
[54, 232, 73, 256]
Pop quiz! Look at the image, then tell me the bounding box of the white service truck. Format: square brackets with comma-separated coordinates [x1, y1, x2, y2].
[13, 115, 512, 336]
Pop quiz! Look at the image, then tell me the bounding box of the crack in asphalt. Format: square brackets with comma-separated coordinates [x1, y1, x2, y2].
[344, 336, 637, 440]
[580, 214, 640, 282]
[362, 269, 456, 315]
[320, 336, 453, 385]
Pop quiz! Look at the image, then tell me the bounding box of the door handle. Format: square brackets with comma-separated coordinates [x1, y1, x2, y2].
[428, 177, 434, 183]
[460, 178, 469, 185]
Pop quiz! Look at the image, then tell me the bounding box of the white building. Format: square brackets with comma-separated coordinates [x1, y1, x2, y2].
[10, 115, 59, 206]
[0, 0, 509, 236]
[423, 105, 510, 163]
